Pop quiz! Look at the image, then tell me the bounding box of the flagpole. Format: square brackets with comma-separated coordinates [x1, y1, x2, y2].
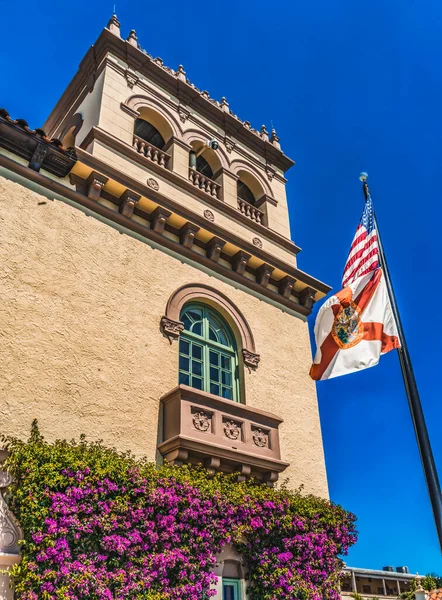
[359, 172, 442, 553]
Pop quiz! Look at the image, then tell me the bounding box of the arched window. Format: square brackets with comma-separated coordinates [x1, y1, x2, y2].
[237, 180, 256, 206]
[195, 154, 213, 179]
[134, 118, 165, 149]
[178, 304, 239, 401]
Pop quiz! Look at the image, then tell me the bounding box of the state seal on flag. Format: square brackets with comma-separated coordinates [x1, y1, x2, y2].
[331, 301, 364, 349]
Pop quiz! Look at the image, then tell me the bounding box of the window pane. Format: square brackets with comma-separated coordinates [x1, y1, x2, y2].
[192, 344, 202, 360]
[191, 321, 202, 336]
[209, 351, 219, 366]
[191, 360, 202, 376]
[192, 376, 203, 390]
[210, 366, 220, 382]
[222, 387, 232, 400]
[179, 372, 190, 385]
[221, 371, 232, 386]
[224, 586, 233, 600]
[209, 326, 219, 342]
[182, 314, 192, 332]
[179, 356, 190, 372]
[210, 383, 220, 396]
[217, 329, 229, 346]
[188, 308, 203, 321]
[180, 339, 190, 356]
[221, 355, 230, 370]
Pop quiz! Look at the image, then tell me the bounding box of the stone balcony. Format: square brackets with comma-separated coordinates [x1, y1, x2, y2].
[158, 385, 289, 484]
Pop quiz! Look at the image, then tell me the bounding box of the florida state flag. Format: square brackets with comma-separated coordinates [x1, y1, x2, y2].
[310, 268, 400, 380]
[310, 196, 400, 381]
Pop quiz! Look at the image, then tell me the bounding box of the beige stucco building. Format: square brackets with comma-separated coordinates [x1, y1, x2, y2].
[0, 15, 333, 598]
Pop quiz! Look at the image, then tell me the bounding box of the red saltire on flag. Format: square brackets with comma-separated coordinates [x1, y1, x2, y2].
[310, 196, 400, 381]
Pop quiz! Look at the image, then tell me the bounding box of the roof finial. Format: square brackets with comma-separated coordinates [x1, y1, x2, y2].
[127, 29, 138, 47]
[107, 13, 121, 37]
[176, 65, 186, 82]
[220, 97, 229, 113]
[260, 125, 269, 142]
[270, 127, 281, 149]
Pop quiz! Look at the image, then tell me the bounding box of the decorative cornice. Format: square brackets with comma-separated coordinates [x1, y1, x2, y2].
[77, 128, 300, 255]
[0, 151, 331, 317]
[73, 148, 329, 296]
[42, 28, 295, 172]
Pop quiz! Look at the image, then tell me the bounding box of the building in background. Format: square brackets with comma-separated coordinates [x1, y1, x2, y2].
[341, 565, 415, 598]
[0, 15, 331, 600]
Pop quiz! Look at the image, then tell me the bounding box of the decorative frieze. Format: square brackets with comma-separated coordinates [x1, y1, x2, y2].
[147, 177, 159, 191]
[203, 209, 215, 222]
[206, 237, 226, 262]
[223, 419, 242, 441]
[180, 223, 200, 249]
[252, 427, 269, 448]
[252, 237, 263, 248]
[150, 206, 171, 234]
[192, 410, 212, 432]
[118, 189, 141, 218]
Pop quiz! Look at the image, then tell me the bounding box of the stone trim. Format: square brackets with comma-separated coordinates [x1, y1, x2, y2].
[163, 283, 259, 368]
[0, 452, 22, 555]
[77, 129, 301, 255]
[158, 385, 288, 484]
[160, 316, 184, 342]
[0, 152, 329, 318]
[43, 28, 294, 172]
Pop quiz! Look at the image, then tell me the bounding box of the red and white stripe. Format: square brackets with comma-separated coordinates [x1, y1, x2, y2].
[342, 225, 379, 288]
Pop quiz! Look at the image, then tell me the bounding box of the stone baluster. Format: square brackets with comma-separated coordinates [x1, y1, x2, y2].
[0, 454, 22, 600]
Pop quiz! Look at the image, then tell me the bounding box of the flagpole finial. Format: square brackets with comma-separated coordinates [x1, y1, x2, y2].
[359, 172, 368, 182]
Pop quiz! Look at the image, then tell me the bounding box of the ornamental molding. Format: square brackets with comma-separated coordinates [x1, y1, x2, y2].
[252, 237, 263, 249]
[242, 349, 260, 371]
[223, 419, 241, 440]
[147, 177, 159, 191]
[0, 466, 22, 555]
[163, 284, 260, 368]
[252, 427, 269, 448]
[203, 209, 215, 222]
[160, 316, 184, 342]
[125, 69, 139, 89]
[192, 411, 212, 432]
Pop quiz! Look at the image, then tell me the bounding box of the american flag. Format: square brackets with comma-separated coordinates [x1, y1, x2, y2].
[342, 195, 379, 287]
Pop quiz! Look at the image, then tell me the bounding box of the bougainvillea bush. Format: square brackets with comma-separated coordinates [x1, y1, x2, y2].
[2, 423, 357, 600]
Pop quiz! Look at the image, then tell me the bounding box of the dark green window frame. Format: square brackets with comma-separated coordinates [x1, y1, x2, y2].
[179, 303, 240, 402]
[222, 578, 242, 600]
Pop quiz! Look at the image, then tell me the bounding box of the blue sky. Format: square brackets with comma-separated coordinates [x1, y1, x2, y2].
[2, 0, 441, 573]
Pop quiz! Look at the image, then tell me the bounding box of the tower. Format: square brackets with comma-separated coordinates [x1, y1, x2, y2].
[0, 16, 330, 497]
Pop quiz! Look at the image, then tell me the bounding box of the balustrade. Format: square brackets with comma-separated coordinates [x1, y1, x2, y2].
[237, 197, 264, 225]
[188, 168, 220, 198]
[132, 136, 170, 167]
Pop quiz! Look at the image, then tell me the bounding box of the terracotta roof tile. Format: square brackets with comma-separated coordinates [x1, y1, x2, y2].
[0, 108, 77, 177]
[429, 589, 442, 599]
[0, 108, 74, 154]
